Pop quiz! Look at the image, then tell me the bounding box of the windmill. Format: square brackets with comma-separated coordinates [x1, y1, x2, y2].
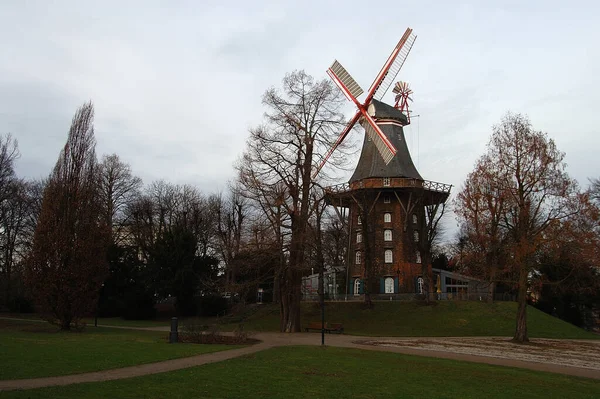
[314, 27, 417, 177]
[320, 28, 452, 300]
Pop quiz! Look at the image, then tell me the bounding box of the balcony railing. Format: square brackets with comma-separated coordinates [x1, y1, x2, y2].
[324, 179, 452, 195]
[423, 180, 452, 194]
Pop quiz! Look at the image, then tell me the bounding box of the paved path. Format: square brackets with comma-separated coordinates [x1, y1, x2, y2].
[1, 323, 599, 391]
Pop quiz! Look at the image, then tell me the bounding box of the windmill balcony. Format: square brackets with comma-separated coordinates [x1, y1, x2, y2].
[324, 178, 451, 194]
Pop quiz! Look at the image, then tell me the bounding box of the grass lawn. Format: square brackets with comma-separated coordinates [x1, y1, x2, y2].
[2, 346, 599, 399]
[6, 301, 597, 339]
[213, 301, 600, 339]
[0, 314, 169, 328]
[0, 319, 242, 380]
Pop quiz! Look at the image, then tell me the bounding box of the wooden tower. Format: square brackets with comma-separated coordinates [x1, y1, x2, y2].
[316, 28, 451, 298]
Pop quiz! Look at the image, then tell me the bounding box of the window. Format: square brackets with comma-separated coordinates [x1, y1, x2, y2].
[383, 177, 391, 186]
[413, 230, 419, 242]
[412, 214, 418, 224]
[355, 251, 361, 264]
[385, 277, 394, 294]
[354, 279, 361, 296]
[384, 229, 392, 241]
[384, 249, 393, 263]
[357, 215, 362, 225]
[416, 251, 422, 264]
[384, 213, 391, 223]
[356, 232, 362, 243]
[417, 277, 424, 294]
[384, 196, 391, 204]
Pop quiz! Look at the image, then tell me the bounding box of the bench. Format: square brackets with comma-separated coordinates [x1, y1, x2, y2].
[304, 321, 344, 334]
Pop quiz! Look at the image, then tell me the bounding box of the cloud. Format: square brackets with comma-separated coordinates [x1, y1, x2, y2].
[0, 0, 598, 234]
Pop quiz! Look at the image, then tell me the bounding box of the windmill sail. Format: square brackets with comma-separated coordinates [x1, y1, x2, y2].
[361, 117, 396, 164]
[328, 60, 364, 100]
[374, 32, 417, 101]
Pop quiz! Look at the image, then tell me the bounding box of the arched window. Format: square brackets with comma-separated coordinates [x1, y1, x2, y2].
[413, 230, 420, 242]
[412, 214, 418, 224]
[384, 213, 391, 223]
[383, 177, 391, 186]
[355, 251, 361, 264]
[417, 277, 424, 294]
[356, 232, 362, 243]
[385, 277, 394, 293]
[354, 279, 361, 296]
[384, 249, 393, 263]
[416, 251, 422, 264]
[357, 215, 362, 225]
[384, 229, 392, 241]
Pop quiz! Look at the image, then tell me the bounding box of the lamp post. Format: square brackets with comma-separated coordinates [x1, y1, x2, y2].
[319, 264, 325, 346]
[95, 282, 105, 327]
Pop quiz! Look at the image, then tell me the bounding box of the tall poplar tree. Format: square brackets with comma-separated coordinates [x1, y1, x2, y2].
[26, 102, 108, 330]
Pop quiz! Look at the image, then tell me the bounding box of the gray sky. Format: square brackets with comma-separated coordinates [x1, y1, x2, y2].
[1, 0, 599, 233]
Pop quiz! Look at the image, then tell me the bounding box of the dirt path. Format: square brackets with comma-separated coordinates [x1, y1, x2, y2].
[1, 324, 599, 391]
[0, 342, 274, 391]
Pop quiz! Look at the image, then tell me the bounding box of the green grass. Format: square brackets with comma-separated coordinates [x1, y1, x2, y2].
[212, 301, 599, 339]
[6, 301, 596, 339]
[82, 317, 170, 328]
[1, 314, 170, 328]
[3, 346, 598, 399]
[0, 319, 242, 380]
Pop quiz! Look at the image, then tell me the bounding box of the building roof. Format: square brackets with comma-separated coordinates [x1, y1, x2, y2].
[350, 100, 422, 183]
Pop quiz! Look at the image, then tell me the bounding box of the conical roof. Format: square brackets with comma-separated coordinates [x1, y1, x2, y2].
[349, 99, 422, 183]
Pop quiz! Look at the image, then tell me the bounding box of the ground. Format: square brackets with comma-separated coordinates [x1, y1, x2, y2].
[357, 337, 600, 372]
[1, 303, 599, 396]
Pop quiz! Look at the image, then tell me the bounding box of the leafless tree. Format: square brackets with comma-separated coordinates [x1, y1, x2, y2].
[98, 154, 142, 245]
[0, 134, 19, 203]
[590, 178, 600, 207]
[415, 194, 447, 303]
[214, 186, 247, 288]
[25, 102, 109, 330]
[455, 156, 509, 299]
[126, 181, 218, 261]
[456, 113, 580, 342]
[237, 70, 346, 332]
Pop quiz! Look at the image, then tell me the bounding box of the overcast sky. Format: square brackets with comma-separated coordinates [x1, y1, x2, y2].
[1, 0, 599, 234]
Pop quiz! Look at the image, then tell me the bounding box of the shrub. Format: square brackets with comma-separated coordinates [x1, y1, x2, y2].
[197, 294, 230, 317]
[8, 295, 35, 313]
[179, 321, 254, 344]
[122, 289, 156, 320]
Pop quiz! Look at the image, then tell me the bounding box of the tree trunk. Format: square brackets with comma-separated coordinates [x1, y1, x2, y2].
[487, 265, 497, 303]
[60, 317, 72, 331]
[421, 254, 431, 304]
[513, 266, 529, 342]
[279, 268, 301, 332]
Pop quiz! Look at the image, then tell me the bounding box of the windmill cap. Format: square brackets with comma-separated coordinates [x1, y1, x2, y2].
[368, 99, 408, 124]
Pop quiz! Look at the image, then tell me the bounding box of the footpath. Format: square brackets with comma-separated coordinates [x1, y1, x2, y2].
[1, 322, 599, 391]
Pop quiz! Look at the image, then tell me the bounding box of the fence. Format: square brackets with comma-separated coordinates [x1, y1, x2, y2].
[302, 292, 517, 302]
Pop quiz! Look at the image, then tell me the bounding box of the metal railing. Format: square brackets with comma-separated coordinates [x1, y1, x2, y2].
[423, 180, 452, 194]
[302, 292, 516, 302]
[324, 179, 452, 195]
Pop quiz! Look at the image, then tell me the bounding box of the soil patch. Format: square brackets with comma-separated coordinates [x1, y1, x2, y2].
[356, 337, 600, 371]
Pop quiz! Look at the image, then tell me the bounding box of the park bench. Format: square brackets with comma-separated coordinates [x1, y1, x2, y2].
[304, 321, 344, 334]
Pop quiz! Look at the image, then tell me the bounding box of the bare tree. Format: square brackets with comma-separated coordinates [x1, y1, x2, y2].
[25, 102, 109, 330]
[214, 186, 247, 288]
[0, 134, 19, 203]
[455, 156, 509, 299]
[237, 70, 345, 332]
[590, 177, 600, 207]
[98, 154, 142, 244]
[416, 194, 447, 302]
[457, 113, 580, 342]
